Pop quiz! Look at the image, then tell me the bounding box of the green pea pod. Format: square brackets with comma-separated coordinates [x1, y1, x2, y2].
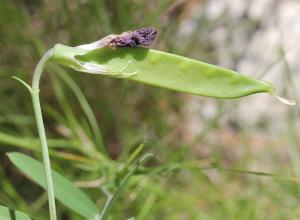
[52, 44, 274, 99]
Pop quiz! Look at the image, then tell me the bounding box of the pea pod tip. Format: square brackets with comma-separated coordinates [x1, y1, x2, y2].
[274, 95, 296, 106]
[264, 83, 295, 106]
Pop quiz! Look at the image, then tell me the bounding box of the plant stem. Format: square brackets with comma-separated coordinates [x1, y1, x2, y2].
[31, 49, 57, 220]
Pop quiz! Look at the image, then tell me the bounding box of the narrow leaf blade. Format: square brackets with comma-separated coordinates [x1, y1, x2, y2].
[7, 152, 99, 219]
[0, 205, 32, 220]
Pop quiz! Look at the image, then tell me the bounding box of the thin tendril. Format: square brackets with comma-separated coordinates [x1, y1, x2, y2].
[275, 95, 296, 106]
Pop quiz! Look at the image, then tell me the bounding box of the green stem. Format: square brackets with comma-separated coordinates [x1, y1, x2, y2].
[31, 49, 57, 220]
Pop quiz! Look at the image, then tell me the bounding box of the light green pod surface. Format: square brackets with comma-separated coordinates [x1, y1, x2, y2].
[53, 45, 275, 99]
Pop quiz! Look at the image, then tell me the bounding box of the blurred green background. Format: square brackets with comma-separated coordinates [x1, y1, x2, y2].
[1, 0, 300, 219]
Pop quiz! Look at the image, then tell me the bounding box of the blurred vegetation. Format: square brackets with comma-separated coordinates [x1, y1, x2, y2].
[0, 0, 300, 219]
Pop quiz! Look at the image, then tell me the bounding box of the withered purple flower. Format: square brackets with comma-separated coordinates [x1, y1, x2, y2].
[101, 27, 157, 48]
[79, 28, 157, 50]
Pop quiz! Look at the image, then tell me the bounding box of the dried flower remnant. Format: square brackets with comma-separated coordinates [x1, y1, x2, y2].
[101, 28, 157, 48]
[78, 28, 157, 50]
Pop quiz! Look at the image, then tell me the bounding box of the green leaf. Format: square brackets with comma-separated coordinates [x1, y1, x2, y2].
[7, 153, 99, 220]
[0, 205, 32, 220]
[52, 44, 275, 99]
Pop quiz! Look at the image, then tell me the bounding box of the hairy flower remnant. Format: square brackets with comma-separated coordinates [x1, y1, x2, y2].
[78, 28, 157, 50]
[101, 28, 157, 48]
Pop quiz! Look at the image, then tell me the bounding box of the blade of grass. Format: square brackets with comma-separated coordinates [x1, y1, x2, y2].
[99, 153, 153, 220]
[186, 162, 300, 184]
[0, 131, 80, 150]
[50, 74, 103, 160]
[136, 193, 156, 220]
[49, 64, 107, 155]
[279, 46, 300, 178]
[124, 142, 145, 168]
[0, 166, 31, 215]
[0, 205, 32, 220]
